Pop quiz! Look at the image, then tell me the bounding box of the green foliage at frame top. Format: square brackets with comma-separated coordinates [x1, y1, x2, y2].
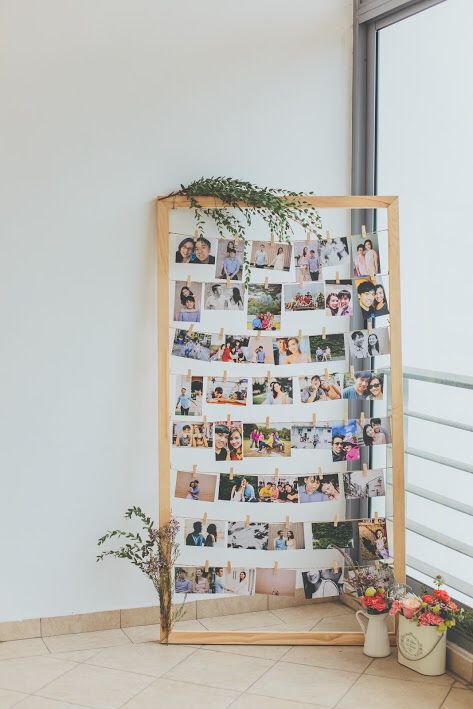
[163, 177, 323, 287]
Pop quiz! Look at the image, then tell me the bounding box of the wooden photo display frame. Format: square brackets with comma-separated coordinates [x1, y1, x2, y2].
[156, 195, 405, 645]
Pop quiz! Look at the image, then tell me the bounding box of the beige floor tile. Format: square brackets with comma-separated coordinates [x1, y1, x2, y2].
[442, 687, 473, 708]
[163, 648, 274, 691]
[0, 688, 28, 708]
[14, 697, 87, 708]
[85, 642, 196, 677]
[284, 645, 372, 673]
[199, 611, 283, 632]
[338, 675, 451, 709]
[196, 595, 268, 619]
[232, 695, 324, 709]
[312, 614, 361, 632]
[201, 644, 290, 660]
[123, 620, 206, 644]
[0, 639, 48, 661]
[271, 603, 353, 625]
[120, 677, 238, 708]
[173, 619, 208, 632]
[49, 649, 101, 663]
[0, 656, 75, 694]
[42, 629, 129, 654]
[366, 648, 454, 685]
[36, 663, 154, 709]
[248, 661, 358, 706]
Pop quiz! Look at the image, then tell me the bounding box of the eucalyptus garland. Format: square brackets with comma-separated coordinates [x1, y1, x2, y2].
[163, 177, 323, 287]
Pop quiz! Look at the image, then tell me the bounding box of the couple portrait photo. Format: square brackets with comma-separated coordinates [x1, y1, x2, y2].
[355, 277, 390, 324]
[174, 235, 215, 265]
[342, 371, 384, 400]
[297, 474, 340, 503]
[218, 474, 258, 503]
[293, 242, 322, 282]
[347, 327, 390, 359]
[172, 422, 213, 448]
[250, 241, 292, 271]
[184, 519, 226, 548]
[173, 282, 202, 323]
[214, 421, 243, 461]
[309, 334, 346, 362]
[268, 523, 304, 551]
[352, 233, 382, 276]
[302, 569, 344, 599]
[325, 281, 353, 317]
[299, 373, 342, 402]
[204, 282, 244, 311]
[174, 470, 217, 503]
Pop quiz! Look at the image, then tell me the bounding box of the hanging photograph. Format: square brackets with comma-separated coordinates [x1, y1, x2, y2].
[309, 334, 345, 362]
[312, 522, 355, 549]
[324, 281, 354, 317]
[248, 337, 275, 365]
[362, 416, 392, 445]
[355, 276, 390, 325]
[272, 336, 311, 365]
[184, 519, 226, 548]
[252, 377, 293, 405]
[298, 474, 340, 503]
[257, 476, 298, 503]
[223, 567, 256, 595]
[343, 371, 384, 400]
[302, 569, 344, 599]
[174, 470, 217, 503]
[291, 423, 332, 450]
[343, 469, 386, 499]
[293, 241, 322, 282]
[268, 522, 305, 551]
[203, 282, 244, 311]
[174, 375, 203, 416]
[213, 421, 244, 461]
[172, 421, 213, 448]
[174, 566, 215, 594]
[172, 330, 212, 362]
[255, 568, 296, 597]
[250, 241, 292, 271]
[215, 238, 244, 281]
[299, 373, 342, 403]
[173, 281, 202, 323]
[320, 237, 350, 267]
[227, 521, 269, 550]
[346, 327, 390, 359]
[243, 423, 291, 457]
[217, 335, 251, 363]
[358, 520, 389, 561]
[218, 474, 259, 503]
[283, 283, 325, 311]
[206, 377, 248, 406]
[352, 232, 382, 277]
[247, 284, 282, 331]
[174, 235, 216, 265]
[331, 420, 363, 462]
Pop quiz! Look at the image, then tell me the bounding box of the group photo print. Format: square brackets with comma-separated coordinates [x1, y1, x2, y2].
[172, 330, 212, 362]
[284, 282, 325, 311]
[174, 375, 203, 416]
[247, 284, 282, 331]
[243, 423, 291, 457]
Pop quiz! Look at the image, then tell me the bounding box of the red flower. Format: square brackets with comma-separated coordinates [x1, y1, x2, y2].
[434, 590, 450, 603]
[419, 612, 443, 626]
[421, 594, 434, 604]
[449, 602, 458, 611]
[362, 594, 387, 612]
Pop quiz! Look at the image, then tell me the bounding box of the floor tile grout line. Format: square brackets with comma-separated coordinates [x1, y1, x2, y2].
[332, 671, 366, 709]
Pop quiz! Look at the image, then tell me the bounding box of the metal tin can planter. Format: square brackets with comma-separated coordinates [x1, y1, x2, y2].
[397, 615, 447, 675]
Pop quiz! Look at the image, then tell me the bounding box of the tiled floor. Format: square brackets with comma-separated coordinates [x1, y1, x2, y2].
[0, 607, 472, 708]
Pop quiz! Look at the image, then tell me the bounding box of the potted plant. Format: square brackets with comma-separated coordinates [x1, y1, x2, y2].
[390, 576, 464, 675]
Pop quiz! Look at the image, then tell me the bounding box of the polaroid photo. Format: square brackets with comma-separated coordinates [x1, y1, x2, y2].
[298, 474, 340, 503]
[272, 336, 311, 365]
[283, 282, 325, 311]
[343, 469, 386, 499]
[173, 281, 202, 323]
[312, 522, 355, 550]
[320, 237, 350, 267]
[184, 519, 226, 548]
[355, 276, 389, 325]
[174, 470, 217, 503]
[257, 475, 298, 503]
[174, 235, 216, 265]
[268, 522, 305, 551]
[302, 569, 344, 599]
[343, 371, 384, 401]
[172, 330, 212, 362]
[309, 334, 346, 363]
[203, 282, 244, 311]
[172, 422, 213, 449]
[291, 424, 332, 450]
[293, 241, 322, 282]
[215, 238, 244, 281]
[223, 567, 256, 595]
[250, 241, 292, 272]
[346, 327, 391, 359]
[218, 474, 259, 503]
[174, 375, 203, 416]
[299, 373, 342, 403]
[362, 417, 392, 446]
[325, 280, 354, 318]
[255, 568, 296, 597]
[248, 337, 275, 365]
[227, 521, 269, 550]
[174, 566, 215, 594]
[352, 232, 383, 277]
[252, 377, 293, 405]
[247, 284, 282, 331]
[358, 519, 389, 561]
[243, 423, 291, 458]
[331, 420, 363, 462]
[206, 377, 248, 406]
[214, 421, 244, 461]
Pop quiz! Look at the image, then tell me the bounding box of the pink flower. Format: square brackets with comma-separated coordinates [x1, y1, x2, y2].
[419, 612, 443, 626]
[389, 600, 402, 616]
[401, 595, 422, 619]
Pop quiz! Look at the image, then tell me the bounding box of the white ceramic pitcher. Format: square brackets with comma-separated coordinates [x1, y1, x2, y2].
[356, 610, 391, 657]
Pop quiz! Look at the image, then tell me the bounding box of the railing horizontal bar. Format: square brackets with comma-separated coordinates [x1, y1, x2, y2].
[405, 484, 473, 517]
[406, 519, 473, 559]
[404, 409, 473, 433]
[403, 366, 473, 390]
[406, 448, 473, 475]
[407, 556, 473, 602]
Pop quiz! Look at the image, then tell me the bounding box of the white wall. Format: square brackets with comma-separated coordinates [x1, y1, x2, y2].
[0, 0, 353, 621]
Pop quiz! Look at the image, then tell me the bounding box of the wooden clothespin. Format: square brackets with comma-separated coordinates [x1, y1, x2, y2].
[362, 463, 368, 477]
[219, 327, 224, 339]
[375, 560, 380, 570]
[326, 230, 332, 243]
[285, 515, 290, 530]
[374, 511, 379, 524]
[203, 415, 208, 427]
[318, 466, 323, 480]
[361, 224, 367, 238]
[333, 513, 339, 528]
[187, 369, 192, 380]
[332, 560, 339, 573]
[226, 413, 231, 426]
[223, 370, 228, 383]
[245, 514, 250, 528]
[202, 512, 208, 526]
[194, 228, 199, 240]
[192, 464, 198, 474]
[265, 416, 270, 429]
[186, 274, 192, 288]
[360, 411, 365, 427]
[324, 368, 329, 380]
[367, 319, 373, 333]
[350, 365, 355, 378]
[229, 467, 234, 480]
[312, 412, 317, 426]
[264, 276, 269, 289]
[226, 276, 231, 289]
[188, 324, 194, 335]
[267, 370, 271, 383]
[204, 559, 209, 573]
[322, 327, 327, 340]
[335, 271, 340, 285]
[273, 561, 279, 575]
[298, 269, 304, 286]
[270, 231, 275, 244]
[343, 414, 349, 426]
[298, 329, 302, 340]
[274, 467, 279, 481]
[227, 560, 232, 573]
[256, 329, 262, 340]
[305, 229, 311, 242]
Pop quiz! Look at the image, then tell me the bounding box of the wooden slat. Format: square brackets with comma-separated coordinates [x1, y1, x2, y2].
[167, 630, 397, 646]
[158, 195, 397, 209]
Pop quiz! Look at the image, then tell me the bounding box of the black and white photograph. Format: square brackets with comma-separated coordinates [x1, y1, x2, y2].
[343, 469, 386, 499]
[257, 476, 298, 503]
[291, 424, 332, 450]
[174, 375, 203, 416]
[312, 522, 355, 550]
[243, 423, 292, 457]
[309, 334, 346, 362]
[184, 519, 226, 548]
[347, 327, 391, 359]
[299, 373, 342, 402]
[174, 470, 217, 503]
[172, 330, 212, 361]
[215, 238, 244, 281]
[358, 520, 389, 561]
[355, 277, 389, 324]
[325, 281, 354, 317]
[248, 337, 275, 365]
[173, 281, 202, 323]
[268, 522, 305, 551]
[206, 377, 248, 406]
[298, 474, 340, 503]
[320, 236, 350, 267]
[302, 569, 344, 599]
[331, 420, 363, 462]
[247, 284, 282, 331]
[227, 521, 269, 550]
[250, 241, 292, 271]
[283, 282, 325, 311]
[218, 474, 259, 502]
[172, 421, 213, 448]
[174, 235, 216, 265]
[255, 568, 296, 597]
[214, 421, 244, 461]
[272, 336, 311, 365]
[362, 417, 392, 446]
[342, 371, 384, 400]
[252, 377, 293, 405]
[352, 232, 382, 277]
[293, 241, 322, 282]
[203, 282, 244, 311]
